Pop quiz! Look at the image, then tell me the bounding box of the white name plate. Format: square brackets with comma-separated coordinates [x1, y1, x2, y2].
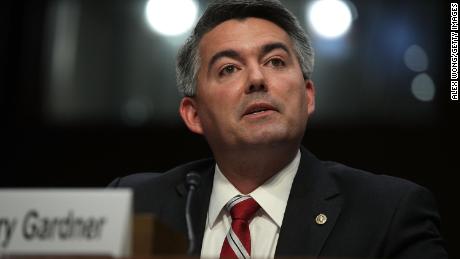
[0, 189, 132, 257]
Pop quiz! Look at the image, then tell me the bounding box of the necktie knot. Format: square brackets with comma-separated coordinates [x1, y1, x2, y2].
[226, 195, 260, 221]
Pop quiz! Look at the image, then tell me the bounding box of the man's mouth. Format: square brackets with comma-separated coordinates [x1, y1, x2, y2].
[243, 103, 278, 117]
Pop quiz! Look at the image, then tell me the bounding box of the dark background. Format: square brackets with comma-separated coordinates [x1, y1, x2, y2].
[1, 0, 457, 256]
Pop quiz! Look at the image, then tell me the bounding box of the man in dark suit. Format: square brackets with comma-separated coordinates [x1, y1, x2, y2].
[110, 0, 447, 258]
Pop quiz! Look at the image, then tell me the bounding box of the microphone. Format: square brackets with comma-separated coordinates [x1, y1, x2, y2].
[185, 171, 201, 255]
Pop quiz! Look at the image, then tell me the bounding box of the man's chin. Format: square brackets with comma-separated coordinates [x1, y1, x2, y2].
[241, 130, 294, 147]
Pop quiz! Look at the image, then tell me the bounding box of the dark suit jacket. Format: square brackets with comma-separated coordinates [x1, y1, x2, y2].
[109, 147, 447, 258]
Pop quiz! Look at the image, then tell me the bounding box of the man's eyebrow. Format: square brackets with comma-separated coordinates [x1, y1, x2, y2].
[208, 49, 241, 70]
[207, 43, 290, 71]
[261, 42, 290, 57]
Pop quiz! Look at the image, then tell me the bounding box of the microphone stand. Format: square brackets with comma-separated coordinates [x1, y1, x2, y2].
[185, 171, 201, 255]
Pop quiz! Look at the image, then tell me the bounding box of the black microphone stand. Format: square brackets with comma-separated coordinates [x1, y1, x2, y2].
[185, 171, 201, 255]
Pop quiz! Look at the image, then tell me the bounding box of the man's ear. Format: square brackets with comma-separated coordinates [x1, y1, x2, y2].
[179, 97, 204, 135]
[306, 79, 316, 116]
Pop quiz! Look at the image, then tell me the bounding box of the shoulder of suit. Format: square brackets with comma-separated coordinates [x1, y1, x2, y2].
[320, 160, 428, 199]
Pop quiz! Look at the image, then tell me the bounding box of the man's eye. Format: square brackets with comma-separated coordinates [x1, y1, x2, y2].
[219, 65, 237, 76]
[268, 58, 285, 67]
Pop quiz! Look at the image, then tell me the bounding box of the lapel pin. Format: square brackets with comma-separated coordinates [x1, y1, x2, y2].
[315, 213, 327, 225]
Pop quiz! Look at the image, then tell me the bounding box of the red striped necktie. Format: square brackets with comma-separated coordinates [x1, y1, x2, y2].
[220, 195, 260, 259]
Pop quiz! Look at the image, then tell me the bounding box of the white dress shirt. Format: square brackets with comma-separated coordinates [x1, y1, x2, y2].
[200, 150, 301, 258]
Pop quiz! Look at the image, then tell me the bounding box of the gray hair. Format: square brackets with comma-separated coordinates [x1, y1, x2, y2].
[176, 0, 315, 97]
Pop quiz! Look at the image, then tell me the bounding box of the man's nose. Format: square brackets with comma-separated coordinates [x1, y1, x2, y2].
[245, 65, 267, 94]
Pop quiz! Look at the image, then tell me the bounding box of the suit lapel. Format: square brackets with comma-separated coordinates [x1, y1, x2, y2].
[275, 147, 342, 256]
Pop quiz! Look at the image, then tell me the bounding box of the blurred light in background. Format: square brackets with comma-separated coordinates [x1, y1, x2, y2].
[403, 44, 434, 102]
[404, 44, 429, 72]
[145, 0, 198, 36]
[411, 73, 435, 102]
[121, 98, 154, 126]
[307, 0, 353, 39]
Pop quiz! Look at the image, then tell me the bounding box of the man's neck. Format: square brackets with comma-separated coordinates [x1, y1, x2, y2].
[213, 145, 299, 194]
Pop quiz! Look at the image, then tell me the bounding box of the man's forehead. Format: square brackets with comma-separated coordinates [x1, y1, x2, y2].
[197, 17, 293, 58]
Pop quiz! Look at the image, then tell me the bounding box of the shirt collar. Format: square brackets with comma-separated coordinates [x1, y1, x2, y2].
[207, 150, 301, 229]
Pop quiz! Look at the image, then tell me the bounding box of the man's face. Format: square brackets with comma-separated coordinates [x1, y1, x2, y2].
[180, 17, 315, 151]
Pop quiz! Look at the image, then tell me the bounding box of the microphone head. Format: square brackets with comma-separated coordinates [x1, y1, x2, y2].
[186, 171, 201, 189]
